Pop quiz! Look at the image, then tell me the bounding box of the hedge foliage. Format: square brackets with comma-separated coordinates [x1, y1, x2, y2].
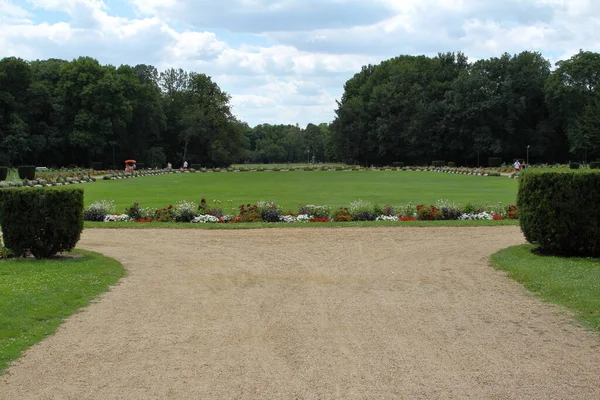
[569, 162, 580, 169]
[0, 167, 7, 181]
[517, 170, 600, 257]
[0, 187, 84, 258]
[17, 165, 36, 180]
[590, 161, 600, 169]
[431, 160, 445, 167]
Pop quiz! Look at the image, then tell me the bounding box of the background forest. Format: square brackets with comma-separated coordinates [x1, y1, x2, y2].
[0, 50, 598, 168]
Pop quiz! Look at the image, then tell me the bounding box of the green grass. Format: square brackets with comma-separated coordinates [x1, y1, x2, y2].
[83, 171, 518, 211]
[491, 244, 600, 331]
[0, 250, 126, 373]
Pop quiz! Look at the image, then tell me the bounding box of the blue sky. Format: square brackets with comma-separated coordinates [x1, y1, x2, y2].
[1, 0, 598, 127]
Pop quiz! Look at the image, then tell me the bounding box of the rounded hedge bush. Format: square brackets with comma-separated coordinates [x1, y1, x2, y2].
[0, 187, 84, 258]
[517, 170, 600, 257]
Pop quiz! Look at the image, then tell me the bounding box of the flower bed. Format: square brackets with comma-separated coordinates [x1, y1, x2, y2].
[0, 172, 96, 188]
[84, 198, 518, 224]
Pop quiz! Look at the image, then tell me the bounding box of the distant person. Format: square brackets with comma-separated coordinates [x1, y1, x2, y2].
[167, 162, 172, 171]
[183, 160, 188, 170]
[521, 161, 526, 170]
[513, 159, 521, 172]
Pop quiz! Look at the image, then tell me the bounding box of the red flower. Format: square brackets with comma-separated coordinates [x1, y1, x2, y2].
[400, 216, 416, 221]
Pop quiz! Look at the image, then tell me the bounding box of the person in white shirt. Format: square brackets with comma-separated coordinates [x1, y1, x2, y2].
[514, 160, 521, 172]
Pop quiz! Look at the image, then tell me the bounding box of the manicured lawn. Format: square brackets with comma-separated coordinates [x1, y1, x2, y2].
[491, 244, 600, 331]
[0, 250, 126, 373]
[83, 171, 518, 212]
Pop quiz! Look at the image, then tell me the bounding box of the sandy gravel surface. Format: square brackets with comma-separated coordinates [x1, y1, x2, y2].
[1, 227, 599, 399]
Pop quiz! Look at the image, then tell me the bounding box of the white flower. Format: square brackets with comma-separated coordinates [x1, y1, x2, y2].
[192, 214, 219, 223]
[376, 215, 398, 222]
[279, 215, 297, 223]
[103, 214, 132, 222]
[296, 214, 311, 222]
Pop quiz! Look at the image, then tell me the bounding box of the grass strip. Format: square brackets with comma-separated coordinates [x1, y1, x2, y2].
[0, 250, 126, 373]
[491, 244, 600, 331]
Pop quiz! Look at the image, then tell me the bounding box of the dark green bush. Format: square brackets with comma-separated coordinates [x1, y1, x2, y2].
[191, 164, 202, 170]
[0, 166, 8, 181]
[447, 161, 456, 168]
[569, 162, 580, 169]
[392, 162, 404, 167]
[136, 163, 145, 170]
[91, 162, 103, 170]
[17, 165, 36, 180]
[488, 157, 502, 168]
[589, 161, 600, 169]
[0, 187, 84, 258]
[517, 171, 600, 257]
[432, 160, 445, 167]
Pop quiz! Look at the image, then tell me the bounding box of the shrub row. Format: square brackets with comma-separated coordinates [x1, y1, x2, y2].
[0, 187, 84, 258]
[518, 170, 600, 257]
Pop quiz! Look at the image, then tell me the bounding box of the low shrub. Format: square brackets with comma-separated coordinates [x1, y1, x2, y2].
[447, 161, 456, 168]
[353, 210, 376, 221]
[83, 200, 115, 221]
[258, 201, 283, 222]
[191, 164, 202, 170]
[17, 165, 36, 180]
[518, 170, 600, 257]
[416, 204, 442, 220]
[0, 167, 8, 181]
[569, 162, 580, 169]
[174, 200, 198, 222]
[331, 207, 352, 222]
[298, 204, 331, 219]
[0, 187, 83, 258]
[154, 205, 175, 222]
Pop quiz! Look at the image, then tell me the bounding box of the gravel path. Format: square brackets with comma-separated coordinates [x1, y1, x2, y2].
[1, 227, 599, 399]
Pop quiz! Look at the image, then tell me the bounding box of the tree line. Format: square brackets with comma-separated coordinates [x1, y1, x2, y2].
[331, 50, 600, 166]
[1, 51, 598, 168]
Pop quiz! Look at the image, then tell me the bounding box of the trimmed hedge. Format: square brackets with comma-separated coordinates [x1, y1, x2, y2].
[0, 187, 84, 258]
[488, 157, 502, 168]
[17, 165, 36, 180]
[517, 171, 600, 257]
[569, 162, 580, 169]
[590, 161, 600, 169]
[0, 167, 8, 181]
[432, 160, 445, 167]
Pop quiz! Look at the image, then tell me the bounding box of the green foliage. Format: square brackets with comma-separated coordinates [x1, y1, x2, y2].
[518, 171, 600, 257]
[83, 199, 115, 221]
[590, 161, 600, 169]
[392, 162, 405, 167]
[0, 250, 126, 372]
[432, 160, 445, 167]
[91, 162, 103, 170]
[491, 244, 600, 331]
[488, 157, 503, 167]
[569, 162, 580, 169]
[174, 200, 198, 222]
[0, 167, 7, 181]
[0, 187, 84, 258]
[17, 165, 36, 180]
[297, 204, 331, 219]
[447, 161, 456, 167]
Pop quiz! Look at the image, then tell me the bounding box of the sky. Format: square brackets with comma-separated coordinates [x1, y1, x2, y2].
[1, 0, 599, 127]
